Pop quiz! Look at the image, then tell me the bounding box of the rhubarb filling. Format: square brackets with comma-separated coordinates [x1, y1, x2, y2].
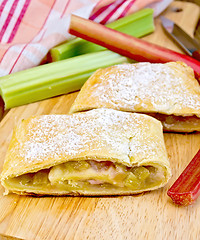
[146, 113, 200, 132]
[5, 160, 166, 194]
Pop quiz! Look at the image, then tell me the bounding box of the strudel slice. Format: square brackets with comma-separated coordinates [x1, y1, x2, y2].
[69, 62, 200, 132]
[0, 109, 171, 196]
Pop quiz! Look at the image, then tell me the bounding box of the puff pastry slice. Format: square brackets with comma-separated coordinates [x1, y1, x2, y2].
[69, 62, 200, 132]
[1, 109, 171, 196]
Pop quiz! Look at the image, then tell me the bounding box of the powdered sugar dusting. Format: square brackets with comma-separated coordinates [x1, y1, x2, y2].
[13, 109, 165, 169]
[86, 62, 200, 115]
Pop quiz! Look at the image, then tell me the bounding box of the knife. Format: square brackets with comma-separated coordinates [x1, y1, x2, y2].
[160, 16, 200, 61]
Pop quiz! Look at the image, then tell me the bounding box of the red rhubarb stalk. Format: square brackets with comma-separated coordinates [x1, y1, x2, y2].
[69, 15, 200, 82]
[167, 149, 200, 206]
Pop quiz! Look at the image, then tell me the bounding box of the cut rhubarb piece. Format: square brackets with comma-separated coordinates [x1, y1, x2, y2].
[167, 149, 200, 206]
[69, 15, 200, 81]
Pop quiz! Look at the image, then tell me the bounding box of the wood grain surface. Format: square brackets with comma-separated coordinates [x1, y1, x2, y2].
[0, 1, 200, 240]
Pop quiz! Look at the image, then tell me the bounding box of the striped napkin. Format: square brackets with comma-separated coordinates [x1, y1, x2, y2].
[0, 0, 172, 77]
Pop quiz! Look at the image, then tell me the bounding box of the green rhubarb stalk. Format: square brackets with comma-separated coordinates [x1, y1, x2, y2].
[50, 8, 154, 61]
[0, 51, 130, 109]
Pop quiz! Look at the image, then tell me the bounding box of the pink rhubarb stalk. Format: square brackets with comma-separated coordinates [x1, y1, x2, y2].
[167, 149, 200, 206]
[69, 15, 200, 81]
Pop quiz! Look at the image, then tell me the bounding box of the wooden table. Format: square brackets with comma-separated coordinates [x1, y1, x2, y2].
[0, 1, 199, 239]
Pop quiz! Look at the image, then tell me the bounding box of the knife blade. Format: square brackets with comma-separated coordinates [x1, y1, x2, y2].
[160, 16, 200, 61]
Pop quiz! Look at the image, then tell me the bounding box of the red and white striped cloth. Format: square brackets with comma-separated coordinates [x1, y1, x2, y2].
[0, 0, 172, 77]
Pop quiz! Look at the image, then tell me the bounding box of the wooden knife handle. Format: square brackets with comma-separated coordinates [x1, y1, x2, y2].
[192, 50, 200, 62]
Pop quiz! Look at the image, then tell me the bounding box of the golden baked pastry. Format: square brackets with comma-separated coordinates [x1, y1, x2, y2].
[69, 62, 200, 132]
[0, 108, 171, 196]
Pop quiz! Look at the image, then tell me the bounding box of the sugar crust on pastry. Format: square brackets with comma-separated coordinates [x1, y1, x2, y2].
[0, 108, 171, 196]
[69, 62, 200, 132]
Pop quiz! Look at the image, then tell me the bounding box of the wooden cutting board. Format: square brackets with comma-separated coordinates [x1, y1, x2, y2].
[0, 1, 200, 240]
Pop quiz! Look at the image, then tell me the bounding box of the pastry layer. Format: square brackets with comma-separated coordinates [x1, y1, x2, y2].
[69, 62, 200, 132]
[0, 108, 171, 196]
